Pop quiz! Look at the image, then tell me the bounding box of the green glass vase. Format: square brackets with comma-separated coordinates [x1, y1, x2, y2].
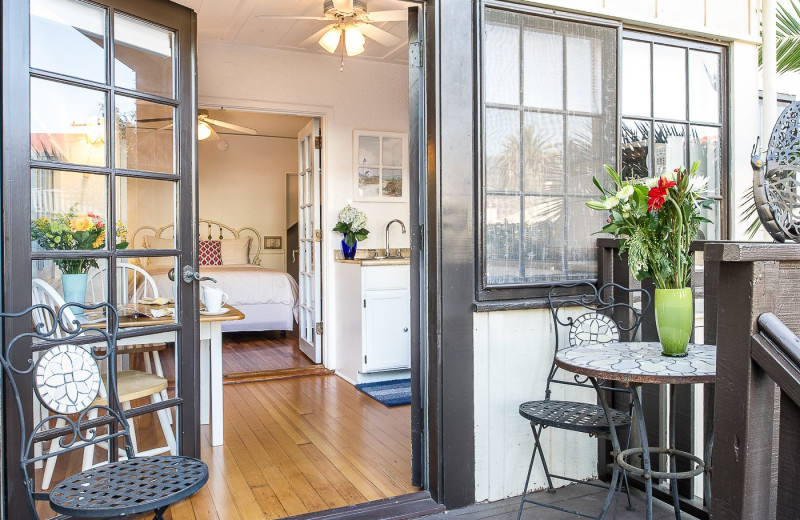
[654, 288, 693, 357]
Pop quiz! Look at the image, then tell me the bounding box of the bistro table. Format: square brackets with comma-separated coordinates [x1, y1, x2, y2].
[115, 305, 244, 446]
[555, 341, 716, 520]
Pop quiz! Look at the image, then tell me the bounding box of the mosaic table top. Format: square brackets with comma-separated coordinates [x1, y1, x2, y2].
[555, 342, 716, 384]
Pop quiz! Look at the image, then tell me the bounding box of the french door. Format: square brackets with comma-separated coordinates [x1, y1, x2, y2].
[2, 0, 198, 517]
[297, 119, 323, 364]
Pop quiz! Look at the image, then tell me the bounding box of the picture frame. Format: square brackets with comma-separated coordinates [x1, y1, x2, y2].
[352, 130, 408, 203]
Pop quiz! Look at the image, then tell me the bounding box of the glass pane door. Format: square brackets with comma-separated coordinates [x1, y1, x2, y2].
[4, 0, 198, 518]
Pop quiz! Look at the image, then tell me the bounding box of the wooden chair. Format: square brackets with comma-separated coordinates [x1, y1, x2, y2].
[2, 301, 206, 520]
[32, 278, 176, 490]
[87, 263, 171, 406]
[516, 281, 651, 520]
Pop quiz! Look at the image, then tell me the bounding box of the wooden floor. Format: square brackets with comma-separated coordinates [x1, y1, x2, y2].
[423, 485, 699, 520]
[222, 329, 319, 376]
[35, 374, 417, 520]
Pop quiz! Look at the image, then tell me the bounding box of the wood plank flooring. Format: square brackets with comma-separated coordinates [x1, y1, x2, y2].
[423, 486, 699, 520]
[222, 329, 319, 375]
[34, 374, 416, 520]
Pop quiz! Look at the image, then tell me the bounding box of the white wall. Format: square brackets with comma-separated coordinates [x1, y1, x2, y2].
[474, 0, 763, 502]
[198, 134, 298, 270]
[197, 41, 409, 371]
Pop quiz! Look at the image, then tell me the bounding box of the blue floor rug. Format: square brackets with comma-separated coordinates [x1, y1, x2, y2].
[355, 378, 411, 407]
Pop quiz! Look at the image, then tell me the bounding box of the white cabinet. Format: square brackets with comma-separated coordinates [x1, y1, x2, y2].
[363, 289, 410, 372]
[336, 262, 411, 382]
[361, 265, 410, 373]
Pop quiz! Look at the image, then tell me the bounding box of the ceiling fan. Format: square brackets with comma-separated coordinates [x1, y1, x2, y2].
[256, 0, 407, 68]
[137, 110, 258, 141]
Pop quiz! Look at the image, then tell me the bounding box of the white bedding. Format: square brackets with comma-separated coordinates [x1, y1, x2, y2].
[146, 264, 299, 322]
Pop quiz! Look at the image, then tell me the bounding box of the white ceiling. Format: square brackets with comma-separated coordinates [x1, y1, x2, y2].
[171, 0, 413, 64]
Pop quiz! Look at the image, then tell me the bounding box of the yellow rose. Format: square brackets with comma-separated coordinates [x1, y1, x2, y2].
[69, 216, 93, 232]
[92, 231, 106, 249]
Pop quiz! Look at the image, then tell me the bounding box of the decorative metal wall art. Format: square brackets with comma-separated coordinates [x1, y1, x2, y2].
[752, 102, 800, 242]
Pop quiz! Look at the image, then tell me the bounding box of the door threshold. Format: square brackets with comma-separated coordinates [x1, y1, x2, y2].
[280, 491, 444, 520]
[223, 365, 332, 384]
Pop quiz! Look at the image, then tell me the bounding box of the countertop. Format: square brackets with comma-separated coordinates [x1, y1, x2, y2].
[334, 248, 411, 266]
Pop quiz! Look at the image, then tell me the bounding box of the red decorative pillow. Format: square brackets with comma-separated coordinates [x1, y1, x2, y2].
[198, 240, 222, 266]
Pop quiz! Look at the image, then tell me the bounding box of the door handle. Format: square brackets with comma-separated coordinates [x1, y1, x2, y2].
[292, 249, 299, 263]
[181, 265, 217, 284]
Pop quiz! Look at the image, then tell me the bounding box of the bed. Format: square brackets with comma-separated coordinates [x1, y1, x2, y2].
[132, 219, 298, 333]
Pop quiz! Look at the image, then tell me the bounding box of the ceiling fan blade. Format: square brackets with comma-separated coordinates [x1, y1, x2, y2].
[363, 9, 408, 22]
[300, 24, 337, 48]
[204, 118, 257, 135]
[136, 117, 172, 123]
[332, 0, 353, 11]
[358, 24, 402, 47]
[255, 15, 330, 20]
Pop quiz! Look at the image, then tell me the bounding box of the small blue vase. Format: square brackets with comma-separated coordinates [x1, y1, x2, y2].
[61, 273, 88, 315]
[341, 238, 358, 260]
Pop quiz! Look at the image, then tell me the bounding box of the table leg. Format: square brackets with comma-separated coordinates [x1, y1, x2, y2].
[210, 322, 224, 446]
[630, 384, 653, 520]
[200, 338, 209, 425]
[668, 384, 682, 519]
[590, 377, 622, 520]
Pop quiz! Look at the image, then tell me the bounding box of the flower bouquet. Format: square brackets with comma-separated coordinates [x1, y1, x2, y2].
[587, 162, 714, 356]
[333, 205, 369, 259]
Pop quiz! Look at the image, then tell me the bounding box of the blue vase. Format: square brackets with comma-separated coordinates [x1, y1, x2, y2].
[341, 238, 358, 260]
[61, 273, 88, 315]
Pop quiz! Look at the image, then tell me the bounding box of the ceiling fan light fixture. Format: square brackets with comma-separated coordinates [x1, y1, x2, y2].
[198, 121, 213, 140]
[319, 26, 342, 53]
[344, 24, 365, 56]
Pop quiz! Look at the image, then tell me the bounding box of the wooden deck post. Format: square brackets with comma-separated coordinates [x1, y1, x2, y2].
[706, 243, 800, 519]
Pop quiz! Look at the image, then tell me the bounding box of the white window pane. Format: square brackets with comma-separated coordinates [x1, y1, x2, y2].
[689, 50, 720, 123]
[522, 112, 563, 194]
[523, 30, 563, 110]
[653, 122, 686, 174]
[358, 136, 380, 166]
[485, 14, 520, 105]
[622, 40, 651, 117]
[485, 195, 521, 284]
[485, 108, 519, 192]
[621, 119, 651, 179]
[566, 36, 602, 113]
[382, 137, 403, 166]
[114, 13, 175, 98]
[653, 45, 686, 120]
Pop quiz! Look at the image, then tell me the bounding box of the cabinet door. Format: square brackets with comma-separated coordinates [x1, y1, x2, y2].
[363, 289, 411, 372]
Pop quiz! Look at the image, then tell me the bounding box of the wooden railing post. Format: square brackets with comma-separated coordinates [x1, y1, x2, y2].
[706, 243, 800, 519]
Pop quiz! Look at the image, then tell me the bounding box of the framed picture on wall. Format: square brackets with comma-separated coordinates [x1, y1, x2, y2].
[353, 130, 408, 202]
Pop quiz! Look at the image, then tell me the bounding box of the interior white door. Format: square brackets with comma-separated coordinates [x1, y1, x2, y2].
[298, 119, 323, 363]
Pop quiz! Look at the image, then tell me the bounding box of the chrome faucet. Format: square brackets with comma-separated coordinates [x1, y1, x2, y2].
[383, 219, 407, 258]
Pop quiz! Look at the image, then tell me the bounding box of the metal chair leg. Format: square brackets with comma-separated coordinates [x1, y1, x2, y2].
[152, 506, 168, 520]
[516, 434, 540, 520]
[530, 424, 555, 493]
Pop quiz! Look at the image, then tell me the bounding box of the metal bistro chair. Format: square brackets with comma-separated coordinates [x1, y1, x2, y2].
[1, 302, 207, 520]
[516, 281, 651, 520]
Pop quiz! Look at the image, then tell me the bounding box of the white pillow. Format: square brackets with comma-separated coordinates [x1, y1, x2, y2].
[221, 237, 251, 265]
[143, 236, 175, 269]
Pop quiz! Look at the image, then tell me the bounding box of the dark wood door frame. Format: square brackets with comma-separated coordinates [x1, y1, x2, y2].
[1, 1, 199, 517]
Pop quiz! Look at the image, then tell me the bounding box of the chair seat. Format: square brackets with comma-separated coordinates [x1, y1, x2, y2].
[49, 456, 208, 518]
[94, 370, 168, 405]
[519, 400, 630, 434]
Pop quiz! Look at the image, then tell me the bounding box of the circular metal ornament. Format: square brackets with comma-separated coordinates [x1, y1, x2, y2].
[34, 344, 101, 414]
[568, 313, 619, 348]
[756, 101, 800, 242]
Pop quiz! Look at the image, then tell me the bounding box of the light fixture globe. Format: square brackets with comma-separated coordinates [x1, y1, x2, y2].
[319, 25, 342, 53]
[344, 24, 365, 56]
[198, 121, 213, 141]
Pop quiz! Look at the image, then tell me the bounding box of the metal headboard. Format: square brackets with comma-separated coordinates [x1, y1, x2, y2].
[131, 219, 262, 266]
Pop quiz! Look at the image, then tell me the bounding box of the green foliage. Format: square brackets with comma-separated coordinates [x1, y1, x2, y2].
[587, 162, 714, 289]
[333, 205, 369, 248]
[759, 0, 800, 74]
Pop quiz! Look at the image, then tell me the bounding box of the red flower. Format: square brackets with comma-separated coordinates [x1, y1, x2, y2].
[647, 176, 676, 212]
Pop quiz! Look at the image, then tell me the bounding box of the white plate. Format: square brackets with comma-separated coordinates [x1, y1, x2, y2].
[199, 308, 230, 316]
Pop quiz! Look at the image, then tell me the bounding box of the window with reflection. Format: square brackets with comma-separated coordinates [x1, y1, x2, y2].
[481, 8, 617, 289]
[620, 33, 726, 240]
